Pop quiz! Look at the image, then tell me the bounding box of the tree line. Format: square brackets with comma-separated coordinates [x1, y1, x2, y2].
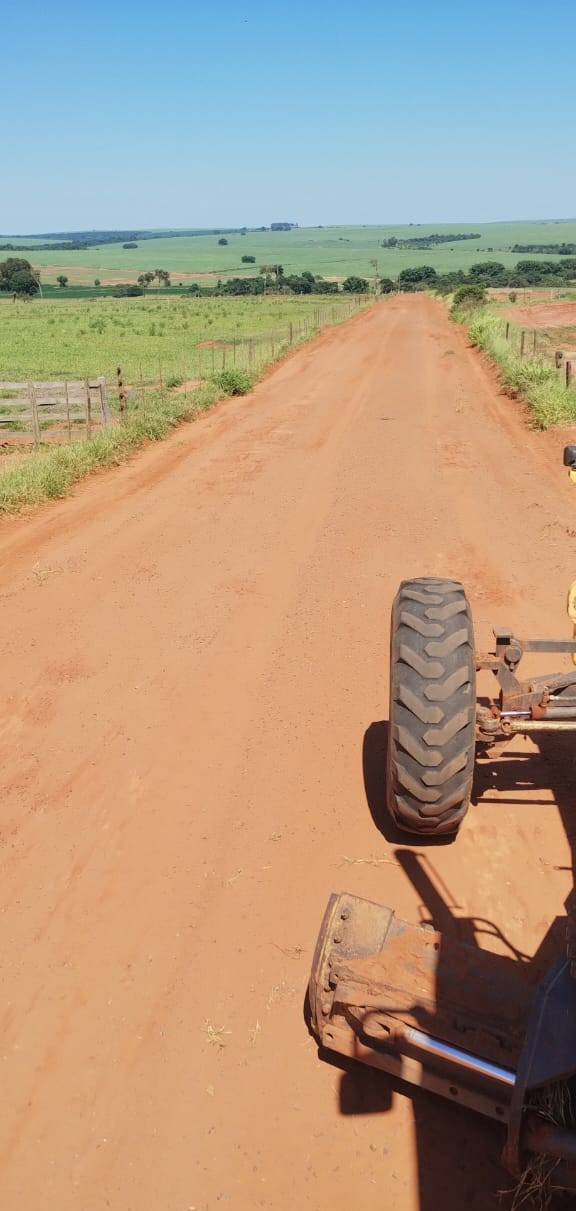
[4, 253, 575, 302]
[381, 233, 481, 249]
[390, 258, 576, 293]
[511, 243, 576, 255]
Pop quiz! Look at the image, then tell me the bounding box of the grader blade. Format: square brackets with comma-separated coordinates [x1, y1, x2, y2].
[309, 892, 535, 1122]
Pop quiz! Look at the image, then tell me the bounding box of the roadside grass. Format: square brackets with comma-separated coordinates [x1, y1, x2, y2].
[0, 293, 374, 513]
[0, 381, 221, 512]
[452, 305, 576, 428]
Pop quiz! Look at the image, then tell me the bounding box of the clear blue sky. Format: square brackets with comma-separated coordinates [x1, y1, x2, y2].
[3, 0, 575, 232]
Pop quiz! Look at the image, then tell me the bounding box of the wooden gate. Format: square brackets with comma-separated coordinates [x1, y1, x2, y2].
[0, 377, 111, 444]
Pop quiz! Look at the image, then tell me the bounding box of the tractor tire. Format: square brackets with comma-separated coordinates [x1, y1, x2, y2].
[387, 577, 476, 837]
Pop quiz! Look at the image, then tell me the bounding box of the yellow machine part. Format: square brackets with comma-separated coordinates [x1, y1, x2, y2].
[568, 580, 576, 665]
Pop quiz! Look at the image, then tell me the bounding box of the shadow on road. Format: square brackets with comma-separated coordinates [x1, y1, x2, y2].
[321, 718, 576, 1209]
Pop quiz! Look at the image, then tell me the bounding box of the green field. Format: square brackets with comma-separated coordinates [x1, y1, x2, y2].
[3, 220, 576, 286]
[0, 295, 361, 383]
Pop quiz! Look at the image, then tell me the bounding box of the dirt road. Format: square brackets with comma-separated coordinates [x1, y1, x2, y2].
[1, 295, 576, 1211]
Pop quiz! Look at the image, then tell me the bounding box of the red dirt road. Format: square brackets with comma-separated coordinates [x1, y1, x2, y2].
[1, 296, 576, 1211]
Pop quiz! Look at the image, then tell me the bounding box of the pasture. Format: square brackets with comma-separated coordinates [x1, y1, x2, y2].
[4, 220, 576, 286]
[0, 294, 361, 383]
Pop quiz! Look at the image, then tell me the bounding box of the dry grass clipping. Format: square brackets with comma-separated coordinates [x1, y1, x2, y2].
[507, 1082, 573, 1211]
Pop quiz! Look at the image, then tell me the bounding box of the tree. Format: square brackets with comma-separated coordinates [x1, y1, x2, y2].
[397, 266, 437, 291]
[467, 261, 508, 285]
[241, 255, 256, 263]
[0, 257, 40, 296]
[154, 269, 171, 287]
[138, 272, 155, 289]
[218, 238, 228, 246]
[379, 277, 395, 294]
[57, 274, 69, 288]
[343, 275, 369, 292]
[94, 279, 101, 287]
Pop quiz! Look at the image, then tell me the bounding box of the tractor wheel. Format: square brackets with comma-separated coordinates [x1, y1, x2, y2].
[387, 577, 476, 837]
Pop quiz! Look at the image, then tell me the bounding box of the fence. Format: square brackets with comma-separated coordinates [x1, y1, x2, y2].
[0, 378, 110, 444]
[129, 298, 369, 398]
[503, 323, 576, 388]
[0, 296, 371, 442]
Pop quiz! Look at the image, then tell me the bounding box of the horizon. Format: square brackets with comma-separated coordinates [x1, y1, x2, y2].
[3, 216, 576, 239]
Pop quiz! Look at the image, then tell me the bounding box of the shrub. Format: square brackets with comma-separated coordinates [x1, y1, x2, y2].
[509, 291, 517, 303]
[113, 284, 144, 297]
[343, 276, 369, 293]
[451, 284, 487, 314]
[94, 279, 101, 287]
[166, 375, 184, 389]
[241, 255, 256, 263]
[218, 238, 228, 246]
[213, 369, 253, 395]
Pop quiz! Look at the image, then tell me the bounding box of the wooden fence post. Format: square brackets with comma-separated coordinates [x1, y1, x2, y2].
[65, 381, 72, 441]
[520, 331, 526, 358]
[117, 365, 127, 414]
[98, 376, 110, 428]
[85, 379, 92, 438]
[567, 360, 574, 390]
[532, 331, 537, 355]
[505, 322, 510, 340]
[29, 382, 40, 444]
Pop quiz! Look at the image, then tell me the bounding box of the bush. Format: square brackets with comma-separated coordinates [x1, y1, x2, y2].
[113, 284, 144, 297]
[379, 277, 395, 294]
[218, 238, 228, 246]
[241, 255, 256, 263]
[451, 284, 487, 315]
[397, 266, 437, 291]
[343, 276, 369, 293]
[122, 242, 138, 249]
[94, 279, 101, 287]
[213, 369, 253, 395]
[166, 375, 184, 389]
[509, 291, 517, 303]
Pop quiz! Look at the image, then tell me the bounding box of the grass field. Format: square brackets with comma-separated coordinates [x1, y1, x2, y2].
[0, 295, 360, 383]
[3, 220, 576, 286]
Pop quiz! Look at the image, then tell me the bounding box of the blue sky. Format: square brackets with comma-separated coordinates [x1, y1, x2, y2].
[3, 0, 576, 232]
